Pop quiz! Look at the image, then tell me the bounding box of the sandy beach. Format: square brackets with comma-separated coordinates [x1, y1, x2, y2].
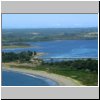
[2, 67, 82, 86]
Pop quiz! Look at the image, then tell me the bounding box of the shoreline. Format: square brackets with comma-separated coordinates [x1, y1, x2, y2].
[2, 67, 82, 86]
[2, 45, 41, 49]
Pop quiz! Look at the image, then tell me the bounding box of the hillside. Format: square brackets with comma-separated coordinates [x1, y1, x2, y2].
[2, 27, 98, 43]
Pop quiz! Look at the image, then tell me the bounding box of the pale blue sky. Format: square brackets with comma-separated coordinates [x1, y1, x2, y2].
[2, 14, 98, 29]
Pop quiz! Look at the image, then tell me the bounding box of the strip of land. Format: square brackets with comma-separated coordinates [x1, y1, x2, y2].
[2, 45, 30, 49]
[2, 45, 42, 49]
[2, 65, 82, 86]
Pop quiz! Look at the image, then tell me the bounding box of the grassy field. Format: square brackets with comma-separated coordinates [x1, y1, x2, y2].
[6, 62, 98, 86]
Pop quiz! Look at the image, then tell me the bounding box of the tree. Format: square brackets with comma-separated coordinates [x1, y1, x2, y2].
[34, 51, 37, 56]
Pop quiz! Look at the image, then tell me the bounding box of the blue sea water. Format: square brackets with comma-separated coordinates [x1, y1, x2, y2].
[2, 70, 58, 86]
[2, 40, 98, 58]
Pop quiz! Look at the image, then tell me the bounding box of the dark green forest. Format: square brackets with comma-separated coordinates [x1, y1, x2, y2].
[2, 51, 35, 62]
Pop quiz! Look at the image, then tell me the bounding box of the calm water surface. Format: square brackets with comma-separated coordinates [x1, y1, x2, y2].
[2, 70, 58, 86]
[2, 40, 98, 58]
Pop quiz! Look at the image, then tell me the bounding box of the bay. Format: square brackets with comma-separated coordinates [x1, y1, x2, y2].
[2, 40, 98, 58]
[2, 70, 58, 86]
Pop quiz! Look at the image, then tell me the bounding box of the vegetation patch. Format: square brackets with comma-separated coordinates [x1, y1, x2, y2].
[3, 52, 98, 86]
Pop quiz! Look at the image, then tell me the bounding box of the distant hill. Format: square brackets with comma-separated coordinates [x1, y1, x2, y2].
[2, 27, 98, 43]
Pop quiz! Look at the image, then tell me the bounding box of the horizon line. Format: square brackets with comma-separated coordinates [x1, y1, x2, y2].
[2, 27, 98, 30]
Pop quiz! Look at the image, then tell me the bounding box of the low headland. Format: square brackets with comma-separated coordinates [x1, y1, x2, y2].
[2, 51, 98, 86]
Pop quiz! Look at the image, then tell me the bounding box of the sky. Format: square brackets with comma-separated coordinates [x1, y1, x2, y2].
[2, 14, 98, 29]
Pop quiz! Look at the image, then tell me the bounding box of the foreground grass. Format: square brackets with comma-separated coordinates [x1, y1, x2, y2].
[7, 63, 98, 86]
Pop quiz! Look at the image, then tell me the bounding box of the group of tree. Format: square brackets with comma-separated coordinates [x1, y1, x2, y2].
[2, 51, 98, 73]
[42, 58, 98, 73]
[2, 51, 37, 63]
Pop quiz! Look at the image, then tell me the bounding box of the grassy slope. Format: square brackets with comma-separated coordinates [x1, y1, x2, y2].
[32, 66, 98, 86]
